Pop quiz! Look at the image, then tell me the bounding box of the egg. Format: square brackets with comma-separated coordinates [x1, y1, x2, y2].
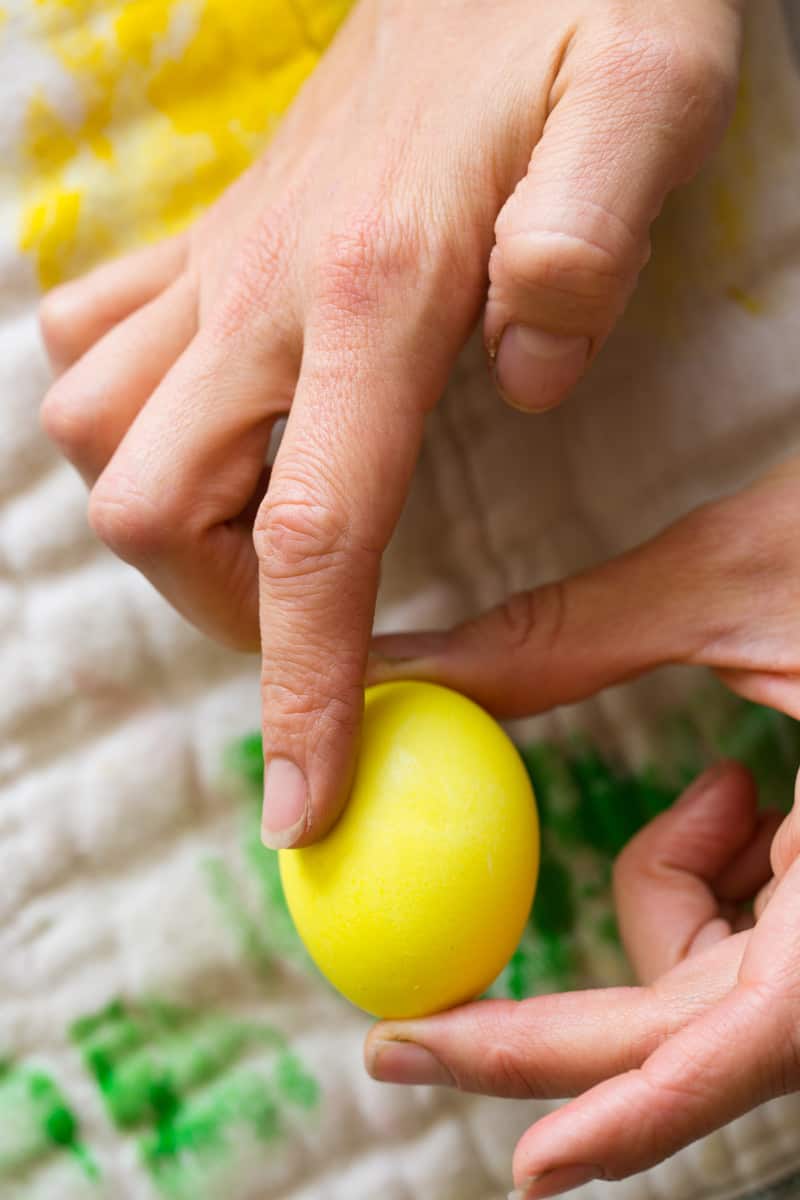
[278, 680, 539, 1019]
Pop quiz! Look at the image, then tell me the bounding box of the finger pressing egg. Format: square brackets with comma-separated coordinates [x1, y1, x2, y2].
[279, 681, 539, 1019]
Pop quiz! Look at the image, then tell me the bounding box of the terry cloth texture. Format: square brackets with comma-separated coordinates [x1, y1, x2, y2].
[1, 1, 800, 1198]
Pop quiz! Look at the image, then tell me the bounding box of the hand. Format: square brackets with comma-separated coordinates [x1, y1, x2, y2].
[368, 455, 800, 721]
[39, 0, 743, 848]
[366, 761, 800, 1196]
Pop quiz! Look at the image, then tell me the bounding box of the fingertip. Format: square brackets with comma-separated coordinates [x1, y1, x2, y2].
[673, 760, 753, 808]
[365, 1037, 455, 1087]
[494, 325, 590, 413]
[261, 756, 309, 849]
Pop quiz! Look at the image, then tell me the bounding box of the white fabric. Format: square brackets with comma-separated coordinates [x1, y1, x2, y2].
[1, 2, 800, 1198]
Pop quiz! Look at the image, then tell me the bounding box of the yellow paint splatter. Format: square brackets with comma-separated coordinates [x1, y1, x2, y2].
[18, 0, 353, 287]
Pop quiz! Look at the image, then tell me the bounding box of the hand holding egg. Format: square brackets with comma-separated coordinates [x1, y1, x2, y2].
[279, 682, 539, 1019]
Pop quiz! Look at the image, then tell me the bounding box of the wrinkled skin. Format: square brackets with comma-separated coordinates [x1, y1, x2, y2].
[39, 0, 743, 849]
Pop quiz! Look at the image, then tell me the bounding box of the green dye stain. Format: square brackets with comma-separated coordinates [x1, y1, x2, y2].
[43, 1103, 76, 1147]
[208, 735, 312, 976]
[567, 744, 648, 858]
[224, 691, 800, 1008]
[532, 855, 575, 938]
[504, 948, 530, 1002]
[595, 914, 621, 946]
[275, 1051, 319, 1109]
[205, 858, 274, 975]
[141, 1072, 283, 1184]
[73, 996, 318, 1190]
[226, 732, 264, 792]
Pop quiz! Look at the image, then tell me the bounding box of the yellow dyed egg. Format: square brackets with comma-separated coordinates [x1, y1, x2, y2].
[279, 681, 539, 1019]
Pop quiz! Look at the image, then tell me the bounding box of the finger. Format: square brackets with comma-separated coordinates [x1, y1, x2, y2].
[367, 503, 720, 717]
[769, 770, 800, 879]
[486, 7, 741, 411]
[511, 859, 800, 1194]
[88, 320, 297, 650]
[754, 877, 778, 921]
[714, 807, 784, 902]
[613, 762, 759, 983]
[365, 930, 743, 1098]
[40, 276, 197, 485]
[39, 235, 188, 373]
[256, 299, 453, 848]
[716, 668, 800, 722]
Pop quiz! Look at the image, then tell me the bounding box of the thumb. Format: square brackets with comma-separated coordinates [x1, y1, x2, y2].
[486, 4, 742, 412]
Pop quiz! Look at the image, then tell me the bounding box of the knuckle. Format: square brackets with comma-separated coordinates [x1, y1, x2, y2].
[39, 377, 87, 452]
[598, 22, 735, 143]
[254, 484, 372, 580]
[474, 583, 567, 658]
[491, 222, 633, 332]
[264, 675, 363, 745]
[88, 475, 171, 561]
[601, 19, 720, 95]
[480, 1040, 541, 1099]
[314, 207, 418, 321]
[209, 214, 294, 344]
[649, 33, 733, 115]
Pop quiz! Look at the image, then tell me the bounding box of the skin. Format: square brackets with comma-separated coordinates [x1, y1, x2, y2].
[366, 457, 800, 1195]
[39, 0, 793, 1188]
[39, 0, 744, 851]
[365, 761, 800, 1197]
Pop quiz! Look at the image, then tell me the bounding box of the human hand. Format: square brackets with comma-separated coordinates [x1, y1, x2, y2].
[368, 455, 800, 721]
[365, 761, 799, 1196]
[38, 0, 743, 847]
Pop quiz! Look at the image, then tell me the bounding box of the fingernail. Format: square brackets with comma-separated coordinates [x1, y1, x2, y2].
[495, 325, 590, 413]
[369, 1039, 455, 1087]
[511, 1164, 600, 1199]
[261, 757, 308, 849]
[369, 631, 450, 666]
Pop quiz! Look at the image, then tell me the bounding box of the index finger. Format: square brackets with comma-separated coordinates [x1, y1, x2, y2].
[257, 287, 457, 849]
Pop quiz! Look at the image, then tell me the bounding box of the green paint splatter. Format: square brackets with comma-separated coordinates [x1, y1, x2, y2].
[0, 1062, 98, 1181]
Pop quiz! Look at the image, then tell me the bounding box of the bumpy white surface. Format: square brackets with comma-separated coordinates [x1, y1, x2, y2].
[2, 2, 800, 1198]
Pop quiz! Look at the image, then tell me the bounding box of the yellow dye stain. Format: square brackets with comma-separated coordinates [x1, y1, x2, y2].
[19, 189, 83, 286]
[726, 284, 763, 317]
[18, 0, 353, 287]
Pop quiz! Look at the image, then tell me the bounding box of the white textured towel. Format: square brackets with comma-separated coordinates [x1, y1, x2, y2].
[2, 1, 800, 1198]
